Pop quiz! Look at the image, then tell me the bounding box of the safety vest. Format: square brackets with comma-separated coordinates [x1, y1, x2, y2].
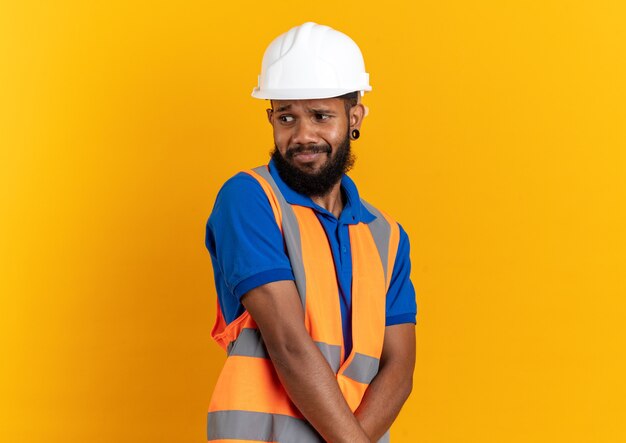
[207, 165, 400, 443]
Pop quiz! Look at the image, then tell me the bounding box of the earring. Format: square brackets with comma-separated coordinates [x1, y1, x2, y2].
[351, 129, 360, 140]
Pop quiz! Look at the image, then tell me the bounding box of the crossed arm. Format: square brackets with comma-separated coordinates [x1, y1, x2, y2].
[241, 280, 416, 442]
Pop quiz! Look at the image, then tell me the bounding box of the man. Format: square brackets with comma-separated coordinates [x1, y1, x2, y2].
[205, 22, 417, 442]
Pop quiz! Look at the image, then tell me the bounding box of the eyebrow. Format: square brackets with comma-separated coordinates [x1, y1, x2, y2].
[308, 107, 335, 114]
[274, 104, 336, 115]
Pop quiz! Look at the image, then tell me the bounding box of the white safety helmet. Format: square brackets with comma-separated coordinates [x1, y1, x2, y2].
[251, 22, 372, 100]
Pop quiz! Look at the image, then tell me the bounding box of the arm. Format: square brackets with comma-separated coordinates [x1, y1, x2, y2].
[355, 323, 416, 441]
[241, 280, 370, 443]
[355, 223, 417, 440]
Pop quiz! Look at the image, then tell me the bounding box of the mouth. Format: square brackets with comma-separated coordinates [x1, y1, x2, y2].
[288, 146, 331, 165]
[292, 150, 327, 163]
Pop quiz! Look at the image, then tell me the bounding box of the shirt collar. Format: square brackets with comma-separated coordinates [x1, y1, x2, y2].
[268, 158, 376, 225]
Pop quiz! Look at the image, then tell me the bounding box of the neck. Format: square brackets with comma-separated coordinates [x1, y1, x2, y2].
[310, 181, 344, 218]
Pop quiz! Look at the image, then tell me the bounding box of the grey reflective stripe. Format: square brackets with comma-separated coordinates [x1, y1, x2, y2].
[208, 410, 323, 442]
[378, 429, 391, 443]
[253, 166, 307, 307]
[361, 199, 392, 287]
[343, 352, 380, 384]
[227, 328, 341, 374]
[227, 328, 268, 358]
[315, 341, 342, 374]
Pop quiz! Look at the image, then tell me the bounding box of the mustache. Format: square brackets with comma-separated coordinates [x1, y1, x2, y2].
[286, 144, 332, 159]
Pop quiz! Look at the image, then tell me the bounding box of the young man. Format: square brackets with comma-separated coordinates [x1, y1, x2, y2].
[205, 22, 417, 443]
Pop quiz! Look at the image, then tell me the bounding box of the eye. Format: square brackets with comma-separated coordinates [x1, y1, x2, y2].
[279, 115, 294, 123]
[315, 113, 330, 121]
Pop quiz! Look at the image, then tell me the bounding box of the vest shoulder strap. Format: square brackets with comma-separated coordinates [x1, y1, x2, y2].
[244, 166, 307, 306]
[245, 165, 401, 294]
[360, 199, 401, 291]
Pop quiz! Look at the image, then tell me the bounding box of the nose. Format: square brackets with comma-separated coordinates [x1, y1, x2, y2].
[291, 118, 318, 146]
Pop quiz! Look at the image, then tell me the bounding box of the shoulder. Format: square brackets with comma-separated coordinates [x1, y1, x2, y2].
[359, 198, 403, 237]
[212, 170, 270, 210]
[360, 198, 412, 257]
[208, 169, 278, 229]
[396, 222, 411, 254]
[215, 170, 264, 200]
[359, 197, 397, 223]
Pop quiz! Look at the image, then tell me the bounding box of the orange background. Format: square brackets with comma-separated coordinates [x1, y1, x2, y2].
[1, 1, 625, 442]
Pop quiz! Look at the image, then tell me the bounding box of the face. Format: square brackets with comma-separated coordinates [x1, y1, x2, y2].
[267, 97, 365, 196]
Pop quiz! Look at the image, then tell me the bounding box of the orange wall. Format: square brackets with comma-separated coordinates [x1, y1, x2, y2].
[1, 1, 625, 442]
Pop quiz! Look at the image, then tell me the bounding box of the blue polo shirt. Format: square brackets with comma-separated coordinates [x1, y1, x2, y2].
[205, 159, 417, 357]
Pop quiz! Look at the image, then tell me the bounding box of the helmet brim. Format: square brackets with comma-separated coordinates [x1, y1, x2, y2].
[251, 87, 371, 100]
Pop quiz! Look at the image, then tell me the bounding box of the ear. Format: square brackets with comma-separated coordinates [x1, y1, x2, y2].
[266, 108, 273, 125]
[349, 103, 366, 130]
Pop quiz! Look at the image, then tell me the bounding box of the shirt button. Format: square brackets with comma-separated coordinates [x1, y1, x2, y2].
[341, 246, 347, 253]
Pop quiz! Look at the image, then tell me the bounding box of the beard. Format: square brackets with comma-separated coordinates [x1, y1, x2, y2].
[271, 130, 356, 197]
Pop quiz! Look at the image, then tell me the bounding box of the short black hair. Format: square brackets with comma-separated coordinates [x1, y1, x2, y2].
[337, 91, 359, 114]
[269, 91, 359, 114]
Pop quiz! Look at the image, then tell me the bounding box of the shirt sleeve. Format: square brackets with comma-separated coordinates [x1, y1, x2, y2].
[205, 172, 294, 323]
[385, 223, 418, 326]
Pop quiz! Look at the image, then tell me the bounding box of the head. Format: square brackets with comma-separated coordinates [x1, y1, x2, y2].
[267, 91, 366, 197]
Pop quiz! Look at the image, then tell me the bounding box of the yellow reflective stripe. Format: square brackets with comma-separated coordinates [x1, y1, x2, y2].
[252, 166, 307, 307]
[207, 410, 322, 442]
[227, 328, 342, 373]
[208, 410, 390, 443]
[315, 341, 342, 374]
[342, 352, 380, 384]
[378, 430, 391, 442]
[360, 199, 392, 287]
[227, 328, 267, 358]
